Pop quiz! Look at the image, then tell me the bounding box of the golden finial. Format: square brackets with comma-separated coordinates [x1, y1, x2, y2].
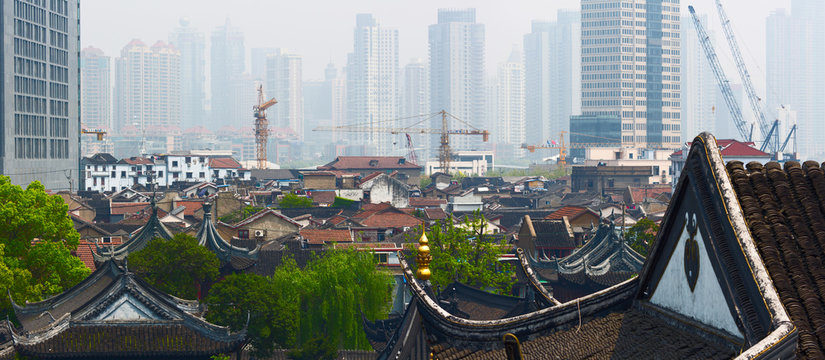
[416, 231, 432, 281]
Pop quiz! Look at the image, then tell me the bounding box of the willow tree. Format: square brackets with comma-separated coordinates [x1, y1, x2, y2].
[280, 250, 394, 350]
[413, 211, 515, 294]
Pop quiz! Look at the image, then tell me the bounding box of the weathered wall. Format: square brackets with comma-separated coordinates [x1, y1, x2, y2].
[304, 175, 336, 189]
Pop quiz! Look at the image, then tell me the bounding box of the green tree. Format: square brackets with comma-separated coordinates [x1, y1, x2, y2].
[0, 177, 90, 316]
[287, 335, 338, 360]
[279, 193, 313, 208]
[206, 250, 393, 353]
[413, 212, 515, 294]
[331, 196, 355, 208]
[218, 205, 264, 224]
[206, 272, 298, 357]
[130, 233, 220, 299]
[625, 218, 659, 257]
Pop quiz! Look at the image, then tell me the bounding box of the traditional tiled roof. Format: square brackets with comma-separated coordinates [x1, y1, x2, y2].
[409, 198, 447, 208]
[109, 202, 150, 216]
[197, 202, 259, 266]
[233, 208, 301, 228]
[545, 206, 597, 221]
[351, 204, 423, 228]
[118, 156, 154, 165]
[93, 201, 173, 263]
[9, 261, 245, 357]
[671, 139, 771, 158]
[300, 229, 353, 245]
[727, 160, 825, 358]
[525, 218, 576, 249]
[626, 185, 672, 204]
[437, 282, 538, 320]
[309, 190, 336, 205]
[423, 207, 448, 220]
[318, 156, 421, 170]
[208, 157, 241, 169]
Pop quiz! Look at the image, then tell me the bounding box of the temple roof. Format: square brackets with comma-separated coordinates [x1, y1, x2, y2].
[9, 261, 245, 358]
[196, 202, 260, 267]
[93, 200, 173, 263]
[727, 160, 825, 359]
[528, 222, 645, 287]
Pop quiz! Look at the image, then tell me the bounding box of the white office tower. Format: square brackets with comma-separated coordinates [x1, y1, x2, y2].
[266, 49, 304, 141]
[429, 8, 486, 152]
[210, 19, 245, 130]
[523, 10, 581, 148]
[766, 1, 825, 158]
[575, 0, 681, 150]
[346, 14, 399, 155]
[80, 47, 112, 157]
[495, 49, 526, 158]
[402, 59, 430, 162]
[681, 13, 716, 142]
[114, 40, 181, 133]
[169, 18, 206, 130]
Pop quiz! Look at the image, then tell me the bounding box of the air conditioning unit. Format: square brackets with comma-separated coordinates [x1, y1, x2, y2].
[254, 230, 266, 238]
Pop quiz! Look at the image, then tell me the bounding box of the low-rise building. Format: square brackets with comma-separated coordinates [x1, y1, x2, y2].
[318, 156, 422, 186]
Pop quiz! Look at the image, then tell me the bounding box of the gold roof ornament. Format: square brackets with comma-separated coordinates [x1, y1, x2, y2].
[416, 231, 432, 281]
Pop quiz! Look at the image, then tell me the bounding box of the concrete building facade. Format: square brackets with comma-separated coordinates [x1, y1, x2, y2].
[523, 11, 581, 149]
[346, 14, 399, 155]
[168, 18, 206, 131]
[1, 0, 80, 190]
[494, 49, 526, 157]
[266, 49, 303, 141]
[210, 19, 245, 130]
[576, 0, 681, 150]
[429, 8, 485, 152]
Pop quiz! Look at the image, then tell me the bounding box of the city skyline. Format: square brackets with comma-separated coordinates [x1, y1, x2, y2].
[80, 0, 788, 88]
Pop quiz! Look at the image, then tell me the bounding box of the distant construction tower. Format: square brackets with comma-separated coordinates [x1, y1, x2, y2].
[253, 84, 277, 169]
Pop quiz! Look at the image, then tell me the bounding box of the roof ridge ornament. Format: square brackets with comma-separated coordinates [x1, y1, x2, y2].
[416, 230, 432, 281]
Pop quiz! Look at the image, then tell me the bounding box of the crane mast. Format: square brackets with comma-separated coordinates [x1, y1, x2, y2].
[253, 84, 277, 169]
[713, 0, 774, 152]
[688, 6, 751, 143]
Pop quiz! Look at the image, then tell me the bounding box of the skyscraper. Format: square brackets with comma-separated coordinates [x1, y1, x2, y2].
[766, 1, 825, 157]
[681, 13, 716, 141]
[1, 0, 80, 190]
[402, 59, 430, 161]
[251, 47, 277, 82]
[210, 19, 245, 130]
[81, 47, 111, 130]
[266, 49, 303, 141]
[495, 49, 526, 157]
[523, 11, 581, 148]
[80, 47, 112, 157]
[169, 18, 206, 130]
[429, 8, 485, 151]
[114, 40, 181, 133]
[346, 14, 399, 155]
[574, 0, 681, 150]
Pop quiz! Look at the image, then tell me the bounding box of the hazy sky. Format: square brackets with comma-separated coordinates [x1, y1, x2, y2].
[82, 0, 789, 89]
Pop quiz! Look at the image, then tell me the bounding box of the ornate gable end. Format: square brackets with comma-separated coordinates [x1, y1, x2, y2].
[89, 293, 167, 321]
[636, 134, 774, 347]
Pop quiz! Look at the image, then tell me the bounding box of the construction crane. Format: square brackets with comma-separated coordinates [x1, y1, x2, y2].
[688, 6, 752, 143]
[253, 84, 277, 169]
[314, 110, 489, 173]
[81, 128, 107, 141]
[405, 133, 419, 165]
[521, 131, 621, 168]
[713, 0, 776, 153]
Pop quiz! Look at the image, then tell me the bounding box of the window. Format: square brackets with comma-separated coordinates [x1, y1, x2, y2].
[111, 171, 116, 178]
[374, 253, 389, 264]
[102, 237, 112, 244]
[186, 172, 193, 179]
[199, 172, 205, 178]
[172, 161, 178, 167]
[238, 229, 249, 239]
[158, 171, 163, 178]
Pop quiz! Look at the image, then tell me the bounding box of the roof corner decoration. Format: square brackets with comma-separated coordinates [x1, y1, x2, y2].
[636, 132, 796, 356]
[197, 201, 260, 266]
[93, 200, 173, 263]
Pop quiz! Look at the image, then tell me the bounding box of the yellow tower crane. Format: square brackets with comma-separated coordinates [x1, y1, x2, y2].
[253, 84, 278, 169]
[314, 110, 489, 173]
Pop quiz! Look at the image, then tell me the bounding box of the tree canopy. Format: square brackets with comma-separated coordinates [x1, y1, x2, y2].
[129, 233, 220, 299]
[279, 193, 313, 208]
[0, 177, 90, 316]
[625, 218, 659, 257]
[414, 212, 515, 294]
[205, 249, 393, 354]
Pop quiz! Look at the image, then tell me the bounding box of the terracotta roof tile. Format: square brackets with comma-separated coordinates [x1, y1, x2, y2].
[627, 186, 672, 204]
[109, 202, 150, 216]
[409, 198, 447, 208]
[545, 206, 596, 221]
[208, 157, 241, 169]
[318, 156, 421, 170]
[300, 229, 352, 245]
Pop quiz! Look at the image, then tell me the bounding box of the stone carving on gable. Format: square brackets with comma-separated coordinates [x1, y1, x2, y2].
[683, 213, 700, 292]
